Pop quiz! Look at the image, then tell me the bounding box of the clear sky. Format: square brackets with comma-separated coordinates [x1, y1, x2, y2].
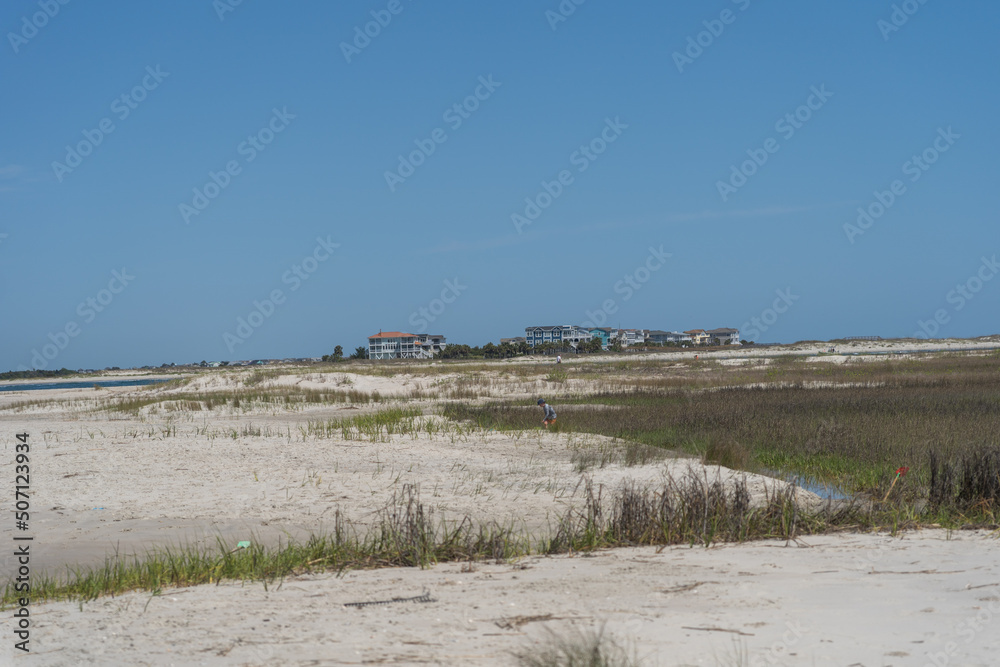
[2, 1, 998, 370]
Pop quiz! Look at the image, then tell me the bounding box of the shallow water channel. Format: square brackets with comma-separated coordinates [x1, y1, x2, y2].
[0, 378, 171, 392]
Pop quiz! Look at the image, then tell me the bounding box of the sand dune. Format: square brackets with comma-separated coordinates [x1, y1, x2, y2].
[2, 344, 999, 665]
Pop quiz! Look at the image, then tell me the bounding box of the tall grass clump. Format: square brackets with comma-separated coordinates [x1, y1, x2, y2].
[512, 625, 641, 667]
[703, 436, 750, 470]
[571, 441, 671, 473]
[3, 478, 832, 607]
[929, 447, 1000, 518]
[307, 406, 422, 441]
[546, 368, 568, 383]
[538, 473, 818, 556]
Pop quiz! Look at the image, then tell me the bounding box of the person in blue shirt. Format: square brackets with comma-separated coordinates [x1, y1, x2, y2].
[537, 398, 557, 428]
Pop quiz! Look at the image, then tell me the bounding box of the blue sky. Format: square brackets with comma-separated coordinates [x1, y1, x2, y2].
[2, 1, 998, 370]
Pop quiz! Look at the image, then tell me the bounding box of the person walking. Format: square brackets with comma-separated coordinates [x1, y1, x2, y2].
[538, 398, 557, 428]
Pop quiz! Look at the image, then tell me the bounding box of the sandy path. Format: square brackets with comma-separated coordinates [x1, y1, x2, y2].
[5, 529, 998, 666]
[0, 403, 802, 575]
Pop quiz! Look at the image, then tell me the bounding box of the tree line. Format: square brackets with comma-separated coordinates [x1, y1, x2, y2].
[320, 336, 713, 362]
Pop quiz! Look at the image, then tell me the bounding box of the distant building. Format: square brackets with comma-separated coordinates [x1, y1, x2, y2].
[368, 331, 447, 360]
[524, 325, 591, 349]
[617, 329, 646, 347]
[577, 328, 645, 349]
[646, 330, 670, 344]
[707, 328, 741, 345]
[647, 330, 691, 344]
[521, 324, 739, 350]
[587, 327, 612, 348]
[522, 326, 649, 350]
[684, 329, 709, 345]
[500, 337, 526, 345]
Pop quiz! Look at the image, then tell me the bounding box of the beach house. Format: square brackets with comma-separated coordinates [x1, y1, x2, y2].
[524, 325, 592, 349]
[707, 328, 741, 345]
[367, 332, 447, 360]
[684, 329, 709, 345]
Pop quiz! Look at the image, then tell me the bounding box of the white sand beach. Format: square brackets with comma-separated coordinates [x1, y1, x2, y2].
[2, 341, 999, 665]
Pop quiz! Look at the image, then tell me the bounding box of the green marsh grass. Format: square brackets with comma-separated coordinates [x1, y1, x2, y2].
[95, 386, 390, 415]
[444, 354, 1000, 520]
[2, 478, 829, 608]
[305, 406, 423, 441]
[571, 439, 672, 473]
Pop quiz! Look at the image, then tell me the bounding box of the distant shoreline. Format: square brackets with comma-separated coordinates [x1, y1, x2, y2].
[2, 335, 997, 382]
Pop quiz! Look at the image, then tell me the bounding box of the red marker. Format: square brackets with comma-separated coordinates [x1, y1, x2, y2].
[883, 466, 910, 501]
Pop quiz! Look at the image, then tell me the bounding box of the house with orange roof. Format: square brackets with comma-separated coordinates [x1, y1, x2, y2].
[684, 329, 709, 345]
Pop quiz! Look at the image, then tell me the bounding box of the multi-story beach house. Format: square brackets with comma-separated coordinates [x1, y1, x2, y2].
[524, 325, 592, 349]
[647, 330, 691, 344]
[500, 337, 527, 345]
[586, 327, 612, 349]
[620, 329, 646, 347]
[684, 329, 709, 345]
[707, 328, 741, 345]
[367, 331, 447, 360]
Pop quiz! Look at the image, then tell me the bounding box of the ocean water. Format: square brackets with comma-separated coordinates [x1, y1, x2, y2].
[0, 378, 171, 393]
[789, 476, 852, 501]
